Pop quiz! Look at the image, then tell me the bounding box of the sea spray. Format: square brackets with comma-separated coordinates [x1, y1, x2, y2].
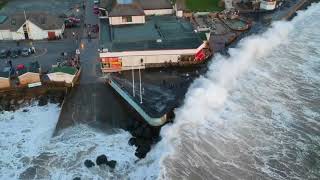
[130, 3, 320, 179]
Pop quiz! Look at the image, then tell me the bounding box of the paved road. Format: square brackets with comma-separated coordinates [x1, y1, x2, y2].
[0, 40, 78, 71]
[55, 0, 131, 134]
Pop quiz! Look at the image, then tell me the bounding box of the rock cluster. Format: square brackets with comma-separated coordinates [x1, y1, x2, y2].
[0, 90, 65, 112]
[126, 119, 161, 159]
[84, 154, 117, 169]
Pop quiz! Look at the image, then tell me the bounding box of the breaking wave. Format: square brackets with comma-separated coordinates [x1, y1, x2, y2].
[131, 3, 320, 180]
[0, 3, 319, 180]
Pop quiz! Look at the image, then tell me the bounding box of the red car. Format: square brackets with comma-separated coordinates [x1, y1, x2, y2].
[67, 17, 81, 23]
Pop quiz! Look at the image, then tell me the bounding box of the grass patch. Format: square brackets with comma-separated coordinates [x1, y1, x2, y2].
[186, 0, 224, 12]
[0, 0, 8, 10]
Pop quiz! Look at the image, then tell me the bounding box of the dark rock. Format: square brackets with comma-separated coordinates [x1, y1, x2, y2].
[17, 99, 24, 105]
[19, 166, 37, 179]
[106, 160, 117, 169]
[128, 137, 137, 146]
[96, 154, 108, 166]
[38, 96, 48, 106]
[135, 138, 152, 148]
[23, 109, 29, 112]
[49, 95, 57, 104]
[135, 144, 151, 159]
[133, 126, 144, 137]
[10, 99, 15, 105]
[73, 177, 81, 180]
[84, 159, 95, 168]
[141, 127, 152, 139]
[10, 104, 16, 111]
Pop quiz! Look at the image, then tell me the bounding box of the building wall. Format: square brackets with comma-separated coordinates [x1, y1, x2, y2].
[0, 78, 10, 89]
[0, 30, 13, 40]
[47, 72, 75, 84]
[18, 72, 41, 86]
[176, 10, 183, 17]
[260, 0, 277, 10]
[109, 16, 145, 25]
[144, 9, 173, 16]
[0, 20, 63, 40]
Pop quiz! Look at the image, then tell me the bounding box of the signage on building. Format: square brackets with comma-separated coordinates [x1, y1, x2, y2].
[28, 82, 42, 88]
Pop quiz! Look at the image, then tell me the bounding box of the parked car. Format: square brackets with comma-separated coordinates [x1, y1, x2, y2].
[0, 49, 10, 58]
[10, 48, 21, 58]
[21, 48, 31, 57]
[67, 17, 81, 23]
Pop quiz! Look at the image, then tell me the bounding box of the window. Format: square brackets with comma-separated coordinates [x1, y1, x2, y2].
[122, 16, 132, 23]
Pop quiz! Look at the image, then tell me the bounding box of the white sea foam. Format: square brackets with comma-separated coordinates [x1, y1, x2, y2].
[1, 3, 319, 180]
[129, 3, 320, 180]
[0, 105, 139, 179]
[0, 103, 60, 179]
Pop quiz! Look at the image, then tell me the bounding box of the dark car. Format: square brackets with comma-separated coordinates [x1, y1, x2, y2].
[0, 49, 10, 58]
[21, 48, 31, 57]
[10, 48, 21, 58]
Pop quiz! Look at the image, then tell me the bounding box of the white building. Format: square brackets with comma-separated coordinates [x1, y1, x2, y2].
[99, 0, 173, 23]
[0, 12, 64, 40]
[260, 0, 277, 11]
[99, 15, 209, 72]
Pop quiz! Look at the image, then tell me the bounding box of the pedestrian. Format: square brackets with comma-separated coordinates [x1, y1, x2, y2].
[88, 32, 91, 41]
[16, 41, 20, 46]
[8, 60, 12, 68]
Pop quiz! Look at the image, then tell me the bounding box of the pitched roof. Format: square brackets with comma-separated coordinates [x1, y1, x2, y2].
[0, 12, 64, 31]
[175, 0, 187, 11]
[104, 0, 172, 17]
[109, 3, 145, 17]
[136, 0, 172, 10]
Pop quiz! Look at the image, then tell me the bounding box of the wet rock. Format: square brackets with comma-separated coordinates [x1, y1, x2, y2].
[23, 109, 29, 112]
[49, 95, 57, 104]
[128, 137, 137, 146]
[107, 160, 117, 169]
[38, 96, 48, 106]
[73, 177, 81, 180]
[19, 166, 36, 179]
[133, 126, 144, 137]
[84, 159, 95, 168]
[4, 101, 10, 111]
[10, 99, 15, 105]
[141, 127, 152, 139]
[135, 144, 151, 159]
[10, 104, 16, 111]
[17, 99, 24, 105]
[96, 155, 108, 166]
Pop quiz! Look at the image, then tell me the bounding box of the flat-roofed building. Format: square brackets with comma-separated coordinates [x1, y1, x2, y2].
[99, 16, 209, 72]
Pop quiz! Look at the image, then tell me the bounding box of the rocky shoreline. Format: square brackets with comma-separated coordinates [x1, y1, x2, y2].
[0, 89, 66, 112]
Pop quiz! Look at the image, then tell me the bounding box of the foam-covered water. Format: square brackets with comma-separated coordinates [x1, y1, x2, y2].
[0, 104, 138, 179]
[132, 3, 320, 180]
[1, 3, 319, 180]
